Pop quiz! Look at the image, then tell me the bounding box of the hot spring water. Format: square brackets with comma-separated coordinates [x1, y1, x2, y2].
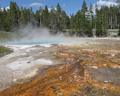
[9, 39, 64, 45]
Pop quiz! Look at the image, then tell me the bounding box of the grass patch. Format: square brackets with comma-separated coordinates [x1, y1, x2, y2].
[0, 32, 12, 43]
[0, 32, 11, 39]
[0, 46, 13, 57]
[0, 32, 23, 43]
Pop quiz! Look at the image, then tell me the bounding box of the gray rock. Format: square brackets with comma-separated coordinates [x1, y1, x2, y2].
[59, 76, 62, 80]
[70, 80, 72, 83]
[73, 76, 77, 78]
[58, 67, 64, 70]
[54, 89, 58, 94]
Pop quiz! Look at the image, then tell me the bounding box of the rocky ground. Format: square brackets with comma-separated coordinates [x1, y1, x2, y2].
[0, 44, 64, 92]
[0, 39, 120, 96]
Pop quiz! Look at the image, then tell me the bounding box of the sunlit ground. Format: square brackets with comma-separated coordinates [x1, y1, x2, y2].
[0, 38, 120, 96]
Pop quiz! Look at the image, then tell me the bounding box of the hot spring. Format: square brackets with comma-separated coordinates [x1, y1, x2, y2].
[9, 39, 64, 45]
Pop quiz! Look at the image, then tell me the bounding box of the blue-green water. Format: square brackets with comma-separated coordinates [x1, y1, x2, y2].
[10, 39, 64, 45]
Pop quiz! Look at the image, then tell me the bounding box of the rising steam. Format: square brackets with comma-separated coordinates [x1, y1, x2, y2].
[6, 24, 73, 45]
[1, 24, 120, 45]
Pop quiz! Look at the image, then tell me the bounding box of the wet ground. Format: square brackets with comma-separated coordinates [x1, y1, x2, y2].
[0, 39, 120, 96]
[0, 44, 64, 92]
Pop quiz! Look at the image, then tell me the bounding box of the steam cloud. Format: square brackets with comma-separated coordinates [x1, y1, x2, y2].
[1, 24, 120, 45]
[7, 24, 73, 45]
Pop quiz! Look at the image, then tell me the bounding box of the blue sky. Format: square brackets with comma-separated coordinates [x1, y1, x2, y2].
[0, 0, 118, 15]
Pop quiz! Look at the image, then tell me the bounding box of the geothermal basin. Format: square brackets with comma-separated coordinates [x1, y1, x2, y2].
[0, 38, 120, 96]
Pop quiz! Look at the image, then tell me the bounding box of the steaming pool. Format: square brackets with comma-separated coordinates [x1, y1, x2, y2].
[9, 39, 64, 45]
[7, 37, 120, 45]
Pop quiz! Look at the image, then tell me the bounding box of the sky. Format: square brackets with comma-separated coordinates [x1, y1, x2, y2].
[0, 0, 118, 15]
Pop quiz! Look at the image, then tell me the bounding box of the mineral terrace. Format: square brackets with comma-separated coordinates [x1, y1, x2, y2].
[0, 39, 120, 96]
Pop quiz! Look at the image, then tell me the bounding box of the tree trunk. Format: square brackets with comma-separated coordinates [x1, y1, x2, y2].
[111, 16, 112, 29]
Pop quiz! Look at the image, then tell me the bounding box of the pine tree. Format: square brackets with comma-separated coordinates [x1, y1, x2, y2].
[50, 6, 57, 32]
[118, 1, 120, 36]
[35, 10, 40, 26]
[2, 9, 12, 31]
[75, 11, 82, 31]
[70, 14, 75, 33]
[56, 3, 62, 30]
[96, 20, 102, 37]
[81, 0, 88, 35]
[86, 21, 93, 37]
[74, 11, 83, 36]
[26, 9, 30, 23]
[9, 1, 19, 29]
[39, 6, 43, 27]
[0, 8, 3, 30]
[66, 16, 70, 29]
[118, 10, 120, 36]
[89, 3, 93, 13]
[117, 0, 120, 7]
[81, 0, 87, 15]
[43, 5, 50, 27]
[60, 10, 67, 31]
[118, 26, 120, 36]
[102, 14, 108, 36]
[23, 8, 28, 24]
[89, 3, 93, 28]
[95, 4, 102, 37]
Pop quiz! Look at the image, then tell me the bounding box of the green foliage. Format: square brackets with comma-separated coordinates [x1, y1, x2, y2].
[60, 11, 68, 31]
[96, 20, 103, 37]
[86, 21, 93, 37]
[81, 0, 87, 15]
[118, 26, 120, 36]
[43, 5, 50, 27]
[89, 3, 93, 13]
[0, 46, 13, 57]
[56, 3, 61, 22]
[0, 0, 119, 37]
[70, 14, 75, 30]
[9, 1, 20, 28]
[50, 6, 57, 31]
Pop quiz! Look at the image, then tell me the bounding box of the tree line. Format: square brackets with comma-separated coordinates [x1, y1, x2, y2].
[0, 0, 120, 37]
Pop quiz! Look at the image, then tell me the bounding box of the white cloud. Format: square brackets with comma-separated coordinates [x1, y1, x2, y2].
[93, 0, 119, 13]
[48, 8, 51, 12]
[29, 3, 43, 7]
[63, 4, 66, 7]
[1, 6, 10, 11]
[22, 3, 43, 8]
[48, 7, 57, 12]
[96, 0, 118, 7]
